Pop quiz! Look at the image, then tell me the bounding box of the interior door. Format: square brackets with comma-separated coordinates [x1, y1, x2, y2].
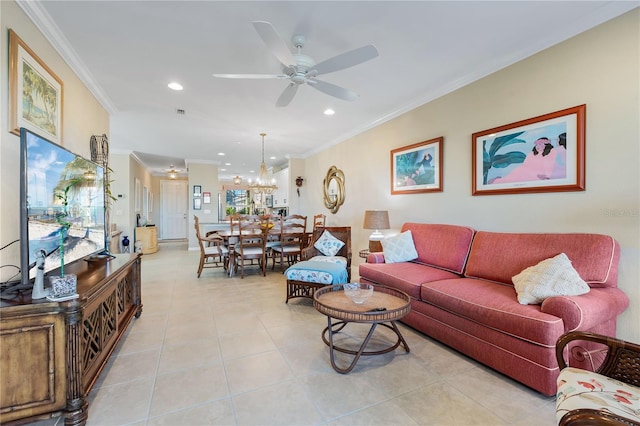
[160, 180, 188, 240]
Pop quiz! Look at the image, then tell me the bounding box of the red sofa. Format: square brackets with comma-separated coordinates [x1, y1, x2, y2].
[358, 223, 629, 396]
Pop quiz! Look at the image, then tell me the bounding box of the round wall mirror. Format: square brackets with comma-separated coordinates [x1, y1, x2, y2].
[323, 166, 345, 214]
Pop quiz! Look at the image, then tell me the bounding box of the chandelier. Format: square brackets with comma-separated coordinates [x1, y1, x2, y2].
[248, 133, 277, 195]
[233, 175, 242, 185]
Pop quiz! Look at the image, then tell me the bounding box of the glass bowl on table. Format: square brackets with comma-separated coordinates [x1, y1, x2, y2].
[343, 283, 374, 304]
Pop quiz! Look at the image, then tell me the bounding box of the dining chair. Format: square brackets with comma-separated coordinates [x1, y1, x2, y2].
[235, 215, 270, 278]
[271, 214, 307, 271]
[194, 215, 229, 277]
[313, 214, 326, 231]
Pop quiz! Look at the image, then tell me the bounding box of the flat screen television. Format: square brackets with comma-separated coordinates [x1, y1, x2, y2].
[19, 127, 107, 287]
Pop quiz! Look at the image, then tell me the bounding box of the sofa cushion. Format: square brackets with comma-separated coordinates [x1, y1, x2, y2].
[381, 230, 418, 263]
[420, 278, 565, 346]
[314, 230, 345, 256]
[400, 223, 475, 274]
[513, 253, 590, 305]
[464, 232, 620, 288]
[359, 262, 461, 300]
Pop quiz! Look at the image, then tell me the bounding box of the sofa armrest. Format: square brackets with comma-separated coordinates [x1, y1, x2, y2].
[541, 288, 629, 332]
[366, 252, 385, 263]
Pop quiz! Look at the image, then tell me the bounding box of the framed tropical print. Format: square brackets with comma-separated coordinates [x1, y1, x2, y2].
[391, 137, 443, 195]
[9, 29, 64, 145]
[472, 105, 585, 195]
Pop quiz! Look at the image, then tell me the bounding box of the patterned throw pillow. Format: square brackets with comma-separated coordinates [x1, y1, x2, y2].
[512, 253, 590, 305]
[314, 230, 345, 256]
[381, 230, 418, 263]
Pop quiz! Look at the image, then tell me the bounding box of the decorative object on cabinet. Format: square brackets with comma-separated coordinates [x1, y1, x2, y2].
[9, 29, 63, 144]
[472, 104, 585, 195]
[248, 133, 278, 195]
[391, 136, 443, 194]
[323, 166, 345, 214]
[363, 210, 390, 252]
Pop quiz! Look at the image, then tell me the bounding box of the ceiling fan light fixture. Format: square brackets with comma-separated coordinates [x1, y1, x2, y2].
[167, 164, 178, 179]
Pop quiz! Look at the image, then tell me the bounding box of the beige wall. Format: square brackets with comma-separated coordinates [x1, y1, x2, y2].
[188, 162, 220, 249]
[302, 10, 639, 342]
[0, 1, 110, 281]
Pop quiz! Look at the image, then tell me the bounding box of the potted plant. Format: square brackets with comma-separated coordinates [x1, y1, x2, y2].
[49, 177, 82, 298]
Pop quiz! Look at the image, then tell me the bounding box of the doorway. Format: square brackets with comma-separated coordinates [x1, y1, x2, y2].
[160, 180, 188, 240]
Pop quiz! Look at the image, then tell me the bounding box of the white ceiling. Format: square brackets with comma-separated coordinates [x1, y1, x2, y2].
[20, 1, 637, 181]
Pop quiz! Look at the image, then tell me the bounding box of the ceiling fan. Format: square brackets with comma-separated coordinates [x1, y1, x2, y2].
[213, 21, 379, 107]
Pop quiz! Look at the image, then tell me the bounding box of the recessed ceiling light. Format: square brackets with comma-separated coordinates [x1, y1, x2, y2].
[168, 82, 183, 91]
[225, 162, 231, 166]
[269, 156, 276, 160]
[220, 168, 226, 172]
[324, 108, 335, 115]
[218, 152, 225, 156]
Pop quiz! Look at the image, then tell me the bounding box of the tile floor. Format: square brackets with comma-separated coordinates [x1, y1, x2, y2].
[39, 241, 557, 425]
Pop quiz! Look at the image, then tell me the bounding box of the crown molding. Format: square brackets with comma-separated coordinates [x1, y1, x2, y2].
[16, 0, 117, 114]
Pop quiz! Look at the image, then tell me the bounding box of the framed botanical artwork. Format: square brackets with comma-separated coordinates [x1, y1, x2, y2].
[9, 29, 64, 145]
[472, 105, 585, 196]
[391, 137, 443, 195]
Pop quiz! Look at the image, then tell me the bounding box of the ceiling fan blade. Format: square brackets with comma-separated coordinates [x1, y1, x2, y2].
[252, 21, 297, 67]
[313, 45, 379, 75]
[213, 73, 288, 79]
[307, 79, 358, 102]
[276, 83, 298, 107]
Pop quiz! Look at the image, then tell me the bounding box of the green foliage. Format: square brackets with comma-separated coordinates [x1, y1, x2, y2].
[54, 177, 82, 276]
[482, 131, 527, 184]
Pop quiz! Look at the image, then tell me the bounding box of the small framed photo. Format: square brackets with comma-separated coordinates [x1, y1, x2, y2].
[203, 192, 211, 204]
[193, 185, 202, 196]
[472, 104, 585, 195]
[391, 137, 443, 194]
[193, 198, 202, 210]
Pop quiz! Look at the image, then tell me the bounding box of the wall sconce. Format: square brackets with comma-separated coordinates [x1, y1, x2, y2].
[295, 176, 304, 196]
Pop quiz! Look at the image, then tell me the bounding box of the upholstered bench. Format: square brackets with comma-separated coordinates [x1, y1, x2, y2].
[555, 331, 640, 425]
[285, 257, 348, 303]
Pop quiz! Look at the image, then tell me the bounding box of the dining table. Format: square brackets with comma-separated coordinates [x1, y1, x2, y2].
[217, 226, 310, 278]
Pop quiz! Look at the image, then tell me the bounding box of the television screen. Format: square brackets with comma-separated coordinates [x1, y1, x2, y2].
[20, 128, 106, 284]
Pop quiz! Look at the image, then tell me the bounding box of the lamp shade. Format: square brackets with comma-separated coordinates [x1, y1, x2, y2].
[363, 210, 390, 231]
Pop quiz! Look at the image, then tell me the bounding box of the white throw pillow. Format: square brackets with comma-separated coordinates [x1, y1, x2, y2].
[314, 230, 345, 256]
[512, 253, 590, 305]
[381, 230, 418, 263]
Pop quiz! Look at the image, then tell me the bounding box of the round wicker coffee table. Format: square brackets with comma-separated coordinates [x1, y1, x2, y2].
[313, 284, 411, 373]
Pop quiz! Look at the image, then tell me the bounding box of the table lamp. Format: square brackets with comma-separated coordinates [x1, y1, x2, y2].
[363, 210, 390, 252]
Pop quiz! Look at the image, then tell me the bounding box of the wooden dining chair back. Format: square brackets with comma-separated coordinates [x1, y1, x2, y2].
[271, 215, 307, 271]
[194, 215, 229, 277]
[236, 215, 270, 278]
[313, 214, 326, 231]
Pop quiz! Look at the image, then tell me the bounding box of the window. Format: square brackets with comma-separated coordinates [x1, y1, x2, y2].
[225, 189, 251, 216]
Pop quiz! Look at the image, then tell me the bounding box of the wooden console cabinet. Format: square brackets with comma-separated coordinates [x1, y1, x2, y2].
[135, 226, 158, 254]
[0, 253, 142, 425]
